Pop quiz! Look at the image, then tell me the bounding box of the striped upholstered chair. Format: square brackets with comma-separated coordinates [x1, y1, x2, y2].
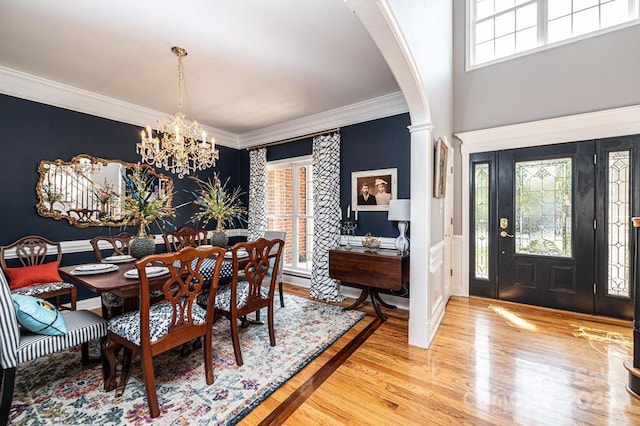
[0, 269, 108, 425]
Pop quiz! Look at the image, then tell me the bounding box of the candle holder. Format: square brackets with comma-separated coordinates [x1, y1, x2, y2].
[342, 219, 358, 250]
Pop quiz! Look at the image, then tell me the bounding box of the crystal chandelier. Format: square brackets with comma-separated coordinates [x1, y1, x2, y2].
[137, 46, 219, 179]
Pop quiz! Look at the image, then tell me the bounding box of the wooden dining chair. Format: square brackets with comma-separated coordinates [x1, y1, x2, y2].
[0, 269, 108, 425]
[163, 227, 208, 252]
[0, 235, 77, 311]
[89, 233, 132, 319]
[68, 208, 101, 223]
[90, 232, 132, 261]
[102, 245, 226, 418]
[211, 238, 284, 366]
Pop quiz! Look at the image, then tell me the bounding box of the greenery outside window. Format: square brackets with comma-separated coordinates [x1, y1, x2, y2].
[468, 0, 640, 68]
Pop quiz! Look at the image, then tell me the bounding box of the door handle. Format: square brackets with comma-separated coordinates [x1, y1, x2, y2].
[500, 231, 514, 238]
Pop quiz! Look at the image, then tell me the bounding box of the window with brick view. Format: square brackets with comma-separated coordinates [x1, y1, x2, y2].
[267, 158, 313, 272]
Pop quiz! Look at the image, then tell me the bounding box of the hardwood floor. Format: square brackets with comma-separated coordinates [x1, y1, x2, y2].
[241, 284, 640, 425]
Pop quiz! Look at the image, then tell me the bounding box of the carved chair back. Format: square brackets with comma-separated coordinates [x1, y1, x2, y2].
[0, 235, 63, 269]
[90, 232, 132, 261]
[0, 235, 77, 310]
[163, 227, 208, 252]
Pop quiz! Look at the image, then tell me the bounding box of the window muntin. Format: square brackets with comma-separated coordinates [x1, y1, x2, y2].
[267, 157, 313, 273]
[469, 0, 639, 67]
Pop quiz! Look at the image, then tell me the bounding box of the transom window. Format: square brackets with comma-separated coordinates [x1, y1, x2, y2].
[266, 157, 313, 273]
[469, 0, 639, 67]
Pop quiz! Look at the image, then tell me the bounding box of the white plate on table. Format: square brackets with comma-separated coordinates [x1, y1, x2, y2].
[197, 244, 213, 250]
[101, 255, 135, 264]
[71, 263, 119, 275]
[124, 266, 169, 279]
[224, 249, 248, 259]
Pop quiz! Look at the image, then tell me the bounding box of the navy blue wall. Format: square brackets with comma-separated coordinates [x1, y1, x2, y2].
[0, 94, 409, 298]
[341, 114, 411, 237]
[0, 94, 247, 284]
[265, 114, 411, 238]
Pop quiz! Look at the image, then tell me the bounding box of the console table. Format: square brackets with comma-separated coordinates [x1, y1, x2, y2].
[329, 247, 409, 321]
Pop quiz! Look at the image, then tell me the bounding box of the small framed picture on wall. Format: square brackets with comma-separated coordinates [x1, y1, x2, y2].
[352, 168, 397, 212]
[434, 137, 448, 199]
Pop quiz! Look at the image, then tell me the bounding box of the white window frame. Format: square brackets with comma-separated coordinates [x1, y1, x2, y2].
[266, 155, 313, 274]
[467, 0, 640, 70]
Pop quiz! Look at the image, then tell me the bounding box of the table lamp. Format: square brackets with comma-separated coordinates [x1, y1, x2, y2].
[388, 199, 410, 255]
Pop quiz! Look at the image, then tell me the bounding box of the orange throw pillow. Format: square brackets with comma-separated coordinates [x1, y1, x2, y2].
[4, 262, 63, 290]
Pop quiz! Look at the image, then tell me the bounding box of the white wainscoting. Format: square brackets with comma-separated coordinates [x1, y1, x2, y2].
[2, 229, 249, 259]
[428, 241, 446, 342]
[450, 235, 464, 296]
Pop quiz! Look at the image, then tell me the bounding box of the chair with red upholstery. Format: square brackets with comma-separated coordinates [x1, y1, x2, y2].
[0, 235, 77, 311]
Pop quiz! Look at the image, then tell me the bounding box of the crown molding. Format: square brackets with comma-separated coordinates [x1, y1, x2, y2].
[0, 66, 408, 151]
[0, 66, 240, 148]
[456, 104, 640, 154]
[237, 91, 408, 148]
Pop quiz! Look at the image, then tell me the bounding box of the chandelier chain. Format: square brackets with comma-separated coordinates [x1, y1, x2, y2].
[177, 52, 183, 114]
[136, 46, 219, 179]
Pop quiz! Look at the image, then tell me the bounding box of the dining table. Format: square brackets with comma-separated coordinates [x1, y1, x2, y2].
[59, 252, 239, 314]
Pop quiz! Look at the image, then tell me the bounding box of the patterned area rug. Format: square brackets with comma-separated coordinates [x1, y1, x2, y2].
[9, 294, 365, 425]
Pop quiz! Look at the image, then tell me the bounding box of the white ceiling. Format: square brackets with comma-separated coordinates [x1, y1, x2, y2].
[0, 0, 405, 148]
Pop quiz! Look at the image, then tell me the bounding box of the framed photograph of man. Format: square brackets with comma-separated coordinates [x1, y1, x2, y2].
[352, 168, 397, 212]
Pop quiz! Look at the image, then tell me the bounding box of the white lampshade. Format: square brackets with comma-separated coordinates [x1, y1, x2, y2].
[388, 199, 411, 221]
[388, 199, 410, 254]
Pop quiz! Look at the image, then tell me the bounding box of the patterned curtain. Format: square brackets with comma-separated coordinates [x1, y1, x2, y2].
[310, 132, 344, 302]
[248, 148, 268, 242]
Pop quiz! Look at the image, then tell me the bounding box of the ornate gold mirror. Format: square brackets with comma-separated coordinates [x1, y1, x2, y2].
[36, 154, 174, 228]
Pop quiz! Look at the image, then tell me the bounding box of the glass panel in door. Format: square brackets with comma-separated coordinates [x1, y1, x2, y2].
[514, 158, 572, 257]
[595, 136, 639, 319]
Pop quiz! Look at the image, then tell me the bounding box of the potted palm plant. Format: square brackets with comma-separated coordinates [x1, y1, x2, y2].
[122, 163, 175, 258]
[94, 178, 117, 219]
[187, 173, 246, 247]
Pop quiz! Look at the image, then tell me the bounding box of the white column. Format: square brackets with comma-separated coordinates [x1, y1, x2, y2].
[408, 122, 434, 348]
